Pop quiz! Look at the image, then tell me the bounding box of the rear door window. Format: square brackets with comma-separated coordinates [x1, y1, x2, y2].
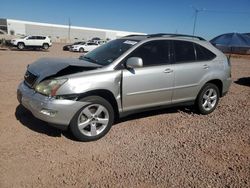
[173, 41, 196, 63]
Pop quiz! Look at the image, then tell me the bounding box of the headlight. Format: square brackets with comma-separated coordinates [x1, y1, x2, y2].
[35, 79, 67, 97]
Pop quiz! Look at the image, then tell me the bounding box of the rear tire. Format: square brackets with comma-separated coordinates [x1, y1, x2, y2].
[70, 96, 114, 141]
[42, 43, 49, 50]
[196, 83, 220, 115]
[17, 42, 25, 50]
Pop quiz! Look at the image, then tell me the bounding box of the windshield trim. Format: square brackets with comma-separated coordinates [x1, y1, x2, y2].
[79, 56, 102, 66]
[78, 39, 139, 67]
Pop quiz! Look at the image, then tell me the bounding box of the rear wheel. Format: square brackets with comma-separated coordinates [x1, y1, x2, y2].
[70, 96, 114, 141]
[17, 42, 25, 50]
[42, 43, 49, 50]
[196, 83, 220, 114]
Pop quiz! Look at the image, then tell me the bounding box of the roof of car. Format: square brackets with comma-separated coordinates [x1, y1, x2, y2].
[122, 33, 206, 42]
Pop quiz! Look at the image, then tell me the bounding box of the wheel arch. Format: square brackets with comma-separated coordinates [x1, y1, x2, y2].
[205, 79, 223, 97]
[77, 89, 120, 120]
[17, 42, 25, 46]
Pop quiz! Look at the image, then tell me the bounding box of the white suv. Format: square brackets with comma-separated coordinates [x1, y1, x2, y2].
[70, 42, 99, 52]
[11, 36, 52, 50]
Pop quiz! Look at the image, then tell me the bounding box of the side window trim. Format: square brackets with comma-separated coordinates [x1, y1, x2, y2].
[129, 40, 171, 67]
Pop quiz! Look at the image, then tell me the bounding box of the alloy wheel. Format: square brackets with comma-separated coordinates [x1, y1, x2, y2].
[202, 88, 217, 111]
[77, 104, 109, 137]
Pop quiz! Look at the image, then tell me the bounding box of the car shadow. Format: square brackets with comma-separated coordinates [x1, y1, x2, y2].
[10, 48, 49, 52]
[15, 104, 196, 140]
[116, 105, 196, 124]
[234, 77, 250, 87]
[15, 105, 76, 140]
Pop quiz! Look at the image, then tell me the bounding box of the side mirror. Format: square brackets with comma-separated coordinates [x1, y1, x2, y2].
[126, 57, 143, 69]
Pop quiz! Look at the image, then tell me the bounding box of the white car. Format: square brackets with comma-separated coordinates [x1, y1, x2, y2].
[11, 35, 52, 50]
[70, 42, 99, 52]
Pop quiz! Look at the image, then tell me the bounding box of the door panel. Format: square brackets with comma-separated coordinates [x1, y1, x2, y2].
[172, 61, 209, 102]
[122, 65, 174, 111]
[171, 41, 215, 103]
[25, 37, 33, 46]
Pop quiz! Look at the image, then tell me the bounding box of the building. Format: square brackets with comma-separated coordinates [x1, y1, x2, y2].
[0, 18, 145, 42]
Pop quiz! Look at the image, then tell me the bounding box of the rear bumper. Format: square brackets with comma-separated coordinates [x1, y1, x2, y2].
[222, 77, 232, 96]
[17, 82, 88, 128]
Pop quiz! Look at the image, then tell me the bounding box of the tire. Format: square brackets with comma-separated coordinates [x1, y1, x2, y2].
[42, 43, 49, 50]
[70, 96, 114, 141]
[17, 42, 25, 50]
[196, 83, 220, 115]
[79, 48, 84, 53]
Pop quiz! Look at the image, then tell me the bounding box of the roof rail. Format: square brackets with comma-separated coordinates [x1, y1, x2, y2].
[147, 33, 206, 41]
[122, 34, 146, 38]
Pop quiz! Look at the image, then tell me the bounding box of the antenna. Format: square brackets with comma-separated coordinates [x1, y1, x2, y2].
[191, 6, 205, 36]
[68, 18, 71, 42]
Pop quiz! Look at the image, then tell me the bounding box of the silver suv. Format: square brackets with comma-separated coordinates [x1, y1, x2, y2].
[17, 34, 231, 141]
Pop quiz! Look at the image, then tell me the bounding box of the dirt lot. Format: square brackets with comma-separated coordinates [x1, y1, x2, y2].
[0, 44, 249, 188]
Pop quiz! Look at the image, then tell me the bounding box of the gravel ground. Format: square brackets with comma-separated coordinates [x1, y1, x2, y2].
[0, 44, 249, 188]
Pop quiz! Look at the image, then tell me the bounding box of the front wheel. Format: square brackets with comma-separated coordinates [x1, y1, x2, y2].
[196, 83, 220, 115]
[70, 96, 114, 141]
[79, 48, 84, 53]
[17, 42, 25, 50]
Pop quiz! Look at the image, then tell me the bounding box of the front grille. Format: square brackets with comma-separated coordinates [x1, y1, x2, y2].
[24, 70, 38, 87]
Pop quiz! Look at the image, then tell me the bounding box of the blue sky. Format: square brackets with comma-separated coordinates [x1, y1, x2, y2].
[1, 0, 250, 39]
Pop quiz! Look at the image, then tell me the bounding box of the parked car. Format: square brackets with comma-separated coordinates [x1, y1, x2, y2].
[11, 35, 52, 50]
[94, 40, 107, 45]
[70, 42, 99, 52]
[91, 37, 101, 41]
[63, 41, 85, 51]
[17, 34, 231, 141]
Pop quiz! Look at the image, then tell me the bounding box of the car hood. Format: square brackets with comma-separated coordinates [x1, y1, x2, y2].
[27, 57, 101, 83]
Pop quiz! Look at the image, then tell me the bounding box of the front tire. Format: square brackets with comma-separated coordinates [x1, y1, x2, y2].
[79, 48, 84, 53]
[17, 42, 25, 50]
[196, 83, 220, 115]
[70, 96, 114, 141]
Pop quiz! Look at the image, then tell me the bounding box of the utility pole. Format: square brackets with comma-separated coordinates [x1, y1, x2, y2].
[192, 6, 204, 36]
[68, 18, 71, 42]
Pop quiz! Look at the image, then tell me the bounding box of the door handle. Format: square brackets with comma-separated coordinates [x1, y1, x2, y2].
[164, 68, 173, 73]
[203, 64, 209, 69]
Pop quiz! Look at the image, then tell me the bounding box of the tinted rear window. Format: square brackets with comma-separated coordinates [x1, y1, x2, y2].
[174, 41, 196, 63]
[195, 44, 216, 61]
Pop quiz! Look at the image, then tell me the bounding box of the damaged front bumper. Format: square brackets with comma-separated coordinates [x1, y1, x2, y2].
[17, 82, 88, 129]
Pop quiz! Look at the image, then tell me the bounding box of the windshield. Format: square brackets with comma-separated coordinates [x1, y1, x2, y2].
[79, 39, 138, 66]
